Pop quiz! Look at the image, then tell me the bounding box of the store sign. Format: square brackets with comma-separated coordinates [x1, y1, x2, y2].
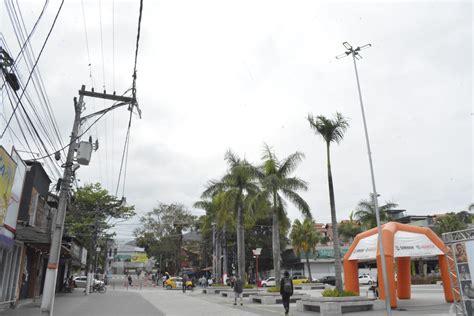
[393, 231, 443, 257]
[0, 146, 16, 226]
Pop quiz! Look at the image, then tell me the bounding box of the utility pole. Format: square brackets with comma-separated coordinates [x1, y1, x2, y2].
[212, 223, 216, 281]
[40, 85, 137, 315]
[336, 42, 392, 316]
[40, 87, 84, 315]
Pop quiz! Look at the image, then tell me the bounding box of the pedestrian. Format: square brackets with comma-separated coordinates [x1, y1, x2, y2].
[128, 274, 133, 287]
[280, 271, 293, 315]
[233, 275, 243, 306]
[182, 273, 188, 293]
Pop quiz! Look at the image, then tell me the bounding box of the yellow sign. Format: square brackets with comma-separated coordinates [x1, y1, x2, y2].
[0, 146, 16, 225]
[131, 253, 148, 263]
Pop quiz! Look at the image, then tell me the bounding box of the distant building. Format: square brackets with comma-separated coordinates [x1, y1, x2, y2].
[110, 240, 149, 274]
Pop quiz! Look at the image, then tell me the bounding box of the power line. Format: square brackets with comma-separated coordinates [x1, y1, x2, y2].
[0, 0, 64, 138]
[80, 0, 95, 89]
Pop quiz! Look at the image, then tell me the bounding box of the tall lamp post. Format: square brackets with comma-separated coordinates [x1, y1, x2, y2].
[336, 42, 391, 316]
[252, 248, 262, 290]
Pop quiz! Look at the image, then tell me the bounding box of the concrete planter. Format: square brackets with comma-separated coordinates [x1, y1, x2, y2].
[294, 283, 327, 290]
[297, 296, 379, 315]
[220, 289, 258, 297]
[250, 292, 306, 305]
[201, 287, 230, 294]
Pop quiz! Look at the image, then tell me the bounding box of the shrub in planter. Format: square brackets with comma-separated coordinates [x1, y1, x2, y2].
[244, 284, 254, 289]
[211, 283, 227, 287]
[267, 287, 280, 293]
[321, 289, 358, 297]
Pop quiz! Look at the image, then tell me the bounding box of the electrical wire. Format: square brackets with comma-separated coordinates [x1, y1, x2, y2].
[0, 0, 64, 138]
[80, 0, 95, 89]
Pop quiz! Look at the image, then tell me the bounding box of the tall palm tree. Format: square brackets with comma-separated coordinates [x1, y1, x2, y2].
[354, 194, 398, 230]
[338, 211, 362, 243]
[202, 150, 260, 282]
[290, 218, 320, 281]
[194, 192, 233, 283]
[308, 112, 349, 291]
[257, 144, 310, 284]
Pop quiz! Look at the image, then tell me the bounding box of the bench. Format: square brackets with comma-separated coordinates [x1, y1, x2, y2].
[250, 292, 306, 305]
[297, 296, 377, 315]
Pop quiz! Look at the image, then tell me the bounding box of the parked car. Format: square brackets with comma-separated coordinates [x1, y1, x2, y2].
[318, 276, 336, 286]
[73, 276, 87, 288]
[73, 276, 104, 288]
[291, 275, 309, 285]
[261, 277, 276, 287]
[165, 277, 193, 290]
[358, 275, 375, 285]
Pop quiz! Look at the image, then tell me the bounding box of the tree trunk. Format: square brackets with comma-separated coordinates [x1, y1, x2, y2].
[222, 226, 228, 281]
[216, 230, 221, 283]
[326, 142, 343, 291]
[272, 193, 281, 284]
[306, 252, 312, 281]
[237, 198, 245, 282]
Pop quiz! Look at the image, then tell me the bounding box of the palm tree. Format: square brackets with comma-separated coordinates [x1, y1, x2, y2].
[308, 112, 349, 291]
[194, 192, 233, 283]
[257, 144, 310, 284]
[354, 194, 398, 230]
[202, 150, 260, 282]
[290, 218, 320, 282]
[338, 211, 362, 243]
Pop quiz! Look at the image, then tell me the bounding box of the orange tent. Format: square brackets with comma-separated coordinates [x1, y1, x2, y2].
[343, 222, 453, 308]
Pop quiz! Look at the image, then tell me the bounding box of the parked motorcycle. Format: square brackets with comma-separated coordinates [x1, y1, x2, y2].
[92, 281, 107, 294]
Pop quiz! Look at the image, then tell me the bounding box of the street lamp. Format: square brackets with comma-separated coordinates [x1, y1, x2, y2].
[252, 248, 262, 290]
[336, 42, 392, 316]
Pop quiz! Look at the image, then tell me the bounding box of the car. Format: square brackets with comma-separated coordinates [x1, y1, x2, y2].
[165, 277, 193, 290]
[291, 275, 309, 285]
[73, 276, 104, 288]
[73, 276, 87, 288]
[318, 276, 336, 286]
[261, 277, 276, 287]
[358, 275, 375, 285]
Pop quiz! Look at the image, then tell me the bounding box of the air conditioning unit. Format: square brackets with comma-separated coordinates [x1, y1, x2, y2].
[76, 141, 93, 165]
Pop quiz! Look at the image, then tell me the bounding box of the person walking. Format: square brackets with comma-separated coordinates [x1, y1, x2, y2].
[127, 274, 133, 287]
[280, 271, 293, 315]
[182, 273, 188, 293]
[233, 276, 243, 306]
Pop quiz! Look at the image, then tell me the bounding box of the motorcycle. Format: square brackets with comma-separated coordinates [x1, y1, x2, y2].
[92, 281, 107, 294]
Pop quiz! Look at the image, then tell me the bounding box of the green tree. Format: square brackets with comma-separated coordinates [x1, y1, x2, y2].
[194, 192, 233, 281]
[202, 150, 260, 281]
[257, 144, 310, 284]
[338, 211, 362, 243]
[290, 218, 320, 281]
[354, 194, 398, 230]
[65, 183, 135, 270]
[135, 203, 196, 274]
[308, 112, 348, 291]
[433, 213, 468, 237]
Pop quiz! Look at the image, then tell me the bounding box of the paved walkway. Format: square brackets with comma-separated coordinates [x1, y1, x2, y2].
[0, 290, 162, 316]
[0, 284, 454, 316]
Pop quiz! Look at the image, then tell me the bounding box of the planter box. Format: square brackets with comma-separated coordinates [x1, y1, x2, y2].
[294, 283, 327, 290]
[201, 287, 229, 294]
[250, 292, 306, 305]
[220, 290, 258, 298]
[297, 296, 377, 315]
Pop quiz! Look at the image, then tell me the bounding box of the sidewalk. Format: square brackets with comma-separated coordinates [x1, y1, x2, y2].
[0, 290, 162, 316]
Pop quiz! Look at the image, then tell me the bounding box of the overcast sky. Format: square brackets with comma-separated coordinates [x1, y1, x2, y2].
[1, 0, 472, 239]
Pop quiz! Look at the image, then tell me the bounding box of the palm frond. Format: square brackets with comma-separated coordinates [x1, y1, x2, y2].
[279, 151, 305, 177]
[282, 189, 311, 218]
